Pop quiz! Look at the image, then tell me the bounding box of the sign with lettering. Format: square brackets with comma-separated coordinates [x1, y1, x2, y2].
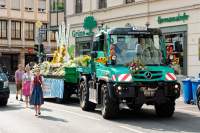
[157, 13, 189, 24]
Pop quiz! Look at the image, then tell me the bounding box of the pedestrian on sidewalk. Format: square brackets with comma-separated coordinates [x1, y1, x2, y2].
[22, 65, 32, 108]
[15, 64, 24, 101]
[30, 66, 44, 116]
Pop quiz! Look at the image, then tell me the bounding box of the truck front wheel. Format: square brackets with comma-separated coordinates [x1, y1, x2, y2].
[101, 84, 119, 119]
[79, 80, 96, 111]
[155, 100, 175, 117]
[0, 99, 8, 106]
[197, 94, 200, 111]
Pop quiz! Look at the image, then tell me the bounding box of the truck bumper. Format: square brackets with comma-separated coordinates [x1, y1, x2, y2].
[0, 88, 10, 99]
[110, 81, 180, 101]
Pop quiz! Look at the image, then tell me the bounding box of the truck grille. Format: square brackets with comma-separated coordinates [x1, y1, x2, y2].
[0, 81, 3, 88]
[133, 71, 162, 80]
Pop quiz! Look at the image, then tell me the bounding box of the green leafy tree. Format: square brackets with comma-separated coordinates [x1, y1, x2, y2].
[83, 16, 97, 33]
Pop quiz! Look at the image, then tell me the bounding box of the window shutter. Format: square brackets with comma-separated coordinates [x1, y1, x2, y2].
[11, 0, 20, 9]
[39, 0, 46, 10]
[0, 0, 5, 6]
[25, 0, 34, 9]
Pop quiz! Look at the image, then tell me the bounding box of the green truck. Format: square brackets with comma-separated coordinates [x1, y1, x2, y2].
[76, 27, 180, 119]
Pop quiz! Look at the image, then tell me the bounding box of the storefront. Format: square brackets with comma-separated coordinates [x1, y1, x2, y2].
[161, 25, 187, 75]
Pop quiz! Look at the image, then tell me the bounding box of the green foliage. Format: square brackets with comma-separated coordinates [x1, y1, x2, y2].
[83, 16, 97, 32]
[68, 45, 75, 59]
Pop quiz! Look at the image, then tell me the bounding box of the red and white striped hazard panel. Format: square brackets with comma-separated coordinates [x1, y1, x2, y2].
[165, 73, 176, 81]
[112, 74, 132, 82]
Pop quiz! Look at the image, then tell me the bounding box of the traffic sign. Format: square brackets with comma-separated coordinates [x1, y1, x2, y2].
[39, 28, 46, 34]
[36, 20, 42, 28]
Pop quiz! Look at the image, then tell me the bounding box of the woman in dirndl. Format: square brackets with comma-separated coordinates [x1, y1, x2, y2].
[30, 66, 44, 116]
[22, 65, 32, 108]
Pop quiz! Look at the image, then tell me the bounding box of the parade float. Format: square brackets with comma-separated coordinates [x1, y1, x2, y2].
[39, 22, 91, 102]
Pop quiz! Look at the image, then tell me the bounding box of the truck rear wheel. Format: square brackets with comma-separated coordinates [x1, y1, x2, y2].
[101, 84, 119, 119]
[155, 100, 175, 117]
[79, 80, 96, 111]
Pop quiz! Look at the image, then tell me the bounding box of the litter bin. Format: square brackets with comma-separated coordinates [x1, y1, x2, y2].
[191, 79, 200, 104]
[182, 78, 192, 104]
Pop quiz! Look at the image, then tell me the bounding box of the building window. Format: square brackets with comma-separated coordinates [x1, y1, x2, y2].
[99, 0, 107, 9]
[50, 0, 64, 12]
[0, 20, 7, 39]
[38, 0, 46, 13]
[41, 24, 47, 41]
[25, 0, 34, 11]
[25, 22, 34, 40]
[11, 21, 21, 39]
[11, 0, 20, 10]
[0, 0, 6, 8]
[75, 0, 82, 14]
[125, 0, 135, 4]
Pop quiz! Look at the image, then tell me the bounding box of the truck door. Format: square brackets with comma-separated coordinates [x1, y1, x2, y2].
[89, 33, 106, 103]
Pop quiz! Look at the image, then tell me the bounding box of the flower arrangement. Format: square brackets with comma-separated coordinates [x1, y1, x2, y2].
[129, 59, 145, 74]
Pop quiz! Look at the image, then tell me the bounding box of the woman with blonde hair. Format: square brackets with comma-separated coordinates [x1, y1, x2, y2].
[22, 65, 32, 108]
[30, 66, 44, 116]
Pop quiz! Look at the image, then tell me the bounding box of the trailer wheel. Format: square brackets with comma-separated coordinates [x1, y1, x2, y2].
[79, 80, 96, 111]
[155, 100, 175, 117]
[197, 94, 200, 111]
[101, 84, 119, 119]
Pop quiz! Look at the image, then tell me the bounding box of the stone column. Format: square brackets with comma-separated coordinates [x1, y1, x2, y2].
[19, 49, 25, 67]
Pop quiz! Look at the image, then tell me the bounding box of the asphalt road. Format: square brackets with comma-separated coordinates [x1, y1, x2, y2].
[0, 84, 200, 133]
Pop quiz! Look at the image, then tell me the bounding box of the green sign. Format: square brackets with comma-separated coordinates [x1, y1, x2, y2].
[158, 13, 189, 24]
[72, 30, 94, 38]
[83, 16, 97, 32]
[72, 16, 98, 38]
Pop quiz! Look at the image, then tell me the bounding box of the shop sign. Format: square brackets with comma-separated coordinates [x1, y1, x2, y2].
[72, 30, 94, 38]
[157, 13, 189, 24]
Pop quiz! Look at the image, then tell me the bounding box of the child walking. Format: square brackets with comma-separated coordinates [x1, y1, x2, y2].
[22, 65, 32, 108]
[30, 66, 44, 116]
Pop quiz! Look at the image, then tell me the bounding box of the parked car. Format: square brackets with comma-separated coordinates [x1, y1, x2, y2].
[0, 68, 10, 106]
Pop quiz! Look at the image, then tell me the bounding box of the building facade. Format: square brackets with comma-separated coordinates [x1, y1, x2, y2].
[66, 0, 200, 77]
[0, 0, 50, 77]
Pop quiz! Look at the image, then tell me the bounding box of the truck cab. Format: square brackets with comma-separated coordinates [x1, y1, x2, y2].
[79, 27, 180, 119]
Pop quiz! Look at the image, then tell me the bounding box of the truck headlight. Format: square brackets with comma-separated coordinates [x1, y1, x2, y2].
[175, 84, 179, 89]
[3, 81, 9, 88]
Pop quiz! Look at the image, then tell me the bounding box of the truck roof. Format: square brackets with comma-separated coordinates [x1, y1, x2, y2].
[107, 27, 162, 35]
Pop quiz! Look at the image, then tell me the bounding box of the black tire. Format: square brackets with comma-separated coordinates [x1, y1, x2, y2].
[155, 100, 175, 117]
[63, 91, 72, 102]
[127, 104, 143, 112]
[79, 80, 96, 111]
[55, 98, 63, 104]
[197, 94, 200, 111]
[101, 84, 119, 119]
[0, 99, 8, 106]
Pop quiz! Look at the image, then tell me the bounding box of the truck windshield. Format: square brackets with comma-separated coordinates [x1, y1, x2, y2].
[110, 34, 162, 65]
